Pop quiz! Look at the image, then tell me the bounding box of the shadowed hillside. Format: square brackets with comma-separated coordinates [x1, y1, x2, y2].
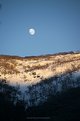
[0, 51, 80, 120]
[0, 81, 80, 121]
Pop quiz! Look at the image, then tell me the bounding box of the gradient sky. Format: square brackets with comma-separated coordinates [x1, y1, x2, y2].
[0, 0, 80, 56]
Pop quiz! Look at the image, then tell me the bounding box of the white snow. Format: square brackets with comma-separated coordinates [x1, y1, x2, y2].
[0, 52, 80, 107]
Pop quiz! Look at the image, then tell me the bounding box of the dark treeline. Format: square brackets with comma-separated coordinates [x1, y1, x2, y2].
[0, 87, 80, 121]
[0, 51, 80, 60]
[0, 78, 80, 121]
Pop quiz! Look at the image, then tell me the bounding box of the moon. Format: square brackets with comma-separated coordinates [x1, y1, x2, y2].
[29, 28, 35, 35]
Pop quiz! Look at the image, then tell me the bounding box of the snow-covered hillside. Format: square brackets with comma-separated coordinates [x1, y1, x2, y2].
[0, 52, 80, 107]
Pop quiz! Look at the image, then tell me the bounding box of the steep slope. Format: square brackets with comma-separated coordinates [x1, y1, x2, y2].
[0, 52, 80, 107]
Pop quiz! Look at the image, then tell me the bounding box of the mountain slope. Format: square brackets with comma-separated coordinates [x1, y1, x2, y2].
[0, 52, 80, 84]
[0, 51, 80, 107]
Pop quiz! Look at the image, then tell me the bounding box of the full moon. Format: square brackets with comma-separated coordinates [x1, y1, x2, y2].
[29, 28, 35, 35]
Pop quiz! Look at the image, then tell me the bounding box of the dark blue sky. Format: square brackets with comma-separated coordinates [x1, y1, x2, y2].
[0, 0, 80, 56]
